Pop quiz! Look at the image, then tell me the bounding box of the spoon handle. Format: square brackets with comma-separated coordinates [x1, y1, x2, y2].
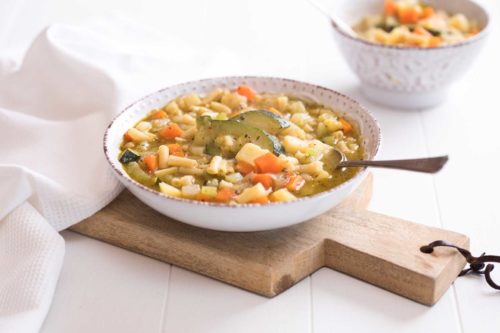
[338, 156, 449, 173]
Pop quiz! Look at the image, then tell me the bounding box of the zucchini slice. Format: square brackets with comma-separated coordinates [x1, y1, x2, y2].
[126, 162, 157, 187]
[194, 116, 285, 156]
[231, 110, 290, 135]
[119, 149, 140, 164]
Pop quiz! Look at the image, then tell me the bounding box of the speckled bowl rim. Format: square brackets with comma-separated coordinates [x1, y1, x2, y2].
[103, 76, 381, 208]
[331, 0, 490, 51]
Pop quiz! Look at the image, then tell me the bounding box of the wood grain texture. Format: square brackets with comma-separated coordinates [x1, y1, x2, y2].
[71, 174, 468, 305]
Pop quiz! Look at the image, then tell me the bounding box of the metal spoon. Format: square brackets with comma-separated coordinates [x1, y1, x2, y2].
[331, 149, 449, 173]
[306, 0, 358, 38]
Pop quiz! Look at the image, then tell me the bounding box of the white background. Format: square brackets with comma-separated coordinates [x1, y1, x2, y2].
[25, 0, 500, 331]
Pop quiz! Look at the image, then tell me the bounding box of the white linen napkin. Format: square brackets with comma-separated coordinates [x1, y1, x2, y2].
[0, 16, 240, 332]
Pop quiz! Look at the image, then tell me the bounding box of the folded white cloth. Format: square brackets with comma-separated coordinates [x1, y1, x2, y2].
[0, 16, 240, 332]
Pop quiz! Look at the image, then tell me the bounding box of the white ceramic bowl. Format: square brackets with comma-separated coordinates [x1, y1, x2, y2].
[331, 0, 490, 109]
[104, 77, 381, 232]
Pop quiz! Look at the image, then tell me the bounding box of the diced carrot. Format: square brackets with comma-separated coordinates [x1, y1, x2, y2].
[286, 175, 305, 192]
[384, 0, 397, 16]
[143, 155, 158, 172]
[252, 174, 274, 189]
[215, 188, 235, 202]
[250, 196, 270, 204]
[196, 193, 213, 202]
[421, 6, 434, 19]
[236, 161, 255, 175]
[254, 153, 284, 173]
[167, 143, 185, 157]
[151, 110, 167, 119]
[414, 25, 431, 36]
[236, 85, 256, 102]
[160, 123, 184, 140]
[124, 132, 133, 142]
[398, 7, 420, 24]
[428, 36, 442, 47]
[339, 118, 353, 134]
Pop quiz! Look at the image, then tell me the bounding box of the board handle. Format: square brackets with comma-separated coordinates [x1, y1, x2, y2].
[322, 210, 468, 305]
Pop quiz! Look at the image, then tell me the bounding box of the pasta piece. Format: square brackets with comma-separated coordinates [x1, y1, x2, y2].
[159, 182, 182, 197]
[202, 88, 224, 103]
[210, 101, 232, 113]
[127, 128, 154, 143]
[168, 156, 198, 168]
[158, 145, 169, 169]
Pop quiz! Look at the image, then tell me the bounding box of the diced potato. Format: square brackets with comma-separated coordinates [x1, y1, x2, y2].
[323, 117, 343, 132]
[221, 92, 247, 110]
[275, 96, 288, 111]
[225, 172, 243, 184]
[215, 112, 228, 120]
[168, 156, 198, 168]
[270, 188, 297, 202]
[207, 156, 223, 175]
[164, 101, 182, 116]
[219, 180, 234, 189]
[235, 143, 269, 166]
[290, 113, 313, 128]
[298, 161, 330, 179]
[280, 123, 306, 139]
[171, 175, 195, 187]
[189, 145, 205, 156]
[235, 183, 270, 203]
[159, 182, 182, 197]
[282, 136, 308, 154]
[316, 122, 328, 138]
[136, 121, 152, 132]
[206, 179, 219, 187]
[287, 101, 306, 114]
[181, 184, 201, 197]
[201, 186, 218, 197]
[183, 94, 202, 108]
[449, 13, 470, 32]
[278, 154, 299, 171]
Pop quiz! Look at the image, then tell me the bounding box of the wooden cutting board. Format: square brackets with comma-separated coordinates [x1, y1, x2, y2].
[71, 174, 468, 305]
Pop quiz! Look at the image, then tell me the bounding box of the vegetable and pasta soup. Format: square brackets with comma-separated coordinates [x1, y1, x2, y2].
[119, 85, 363, 204]
[353, 0, 480, 48]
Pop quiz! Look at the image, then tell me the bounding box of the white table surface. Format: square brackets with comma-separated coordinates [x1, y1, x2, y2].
[39, 0, 499, 332]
